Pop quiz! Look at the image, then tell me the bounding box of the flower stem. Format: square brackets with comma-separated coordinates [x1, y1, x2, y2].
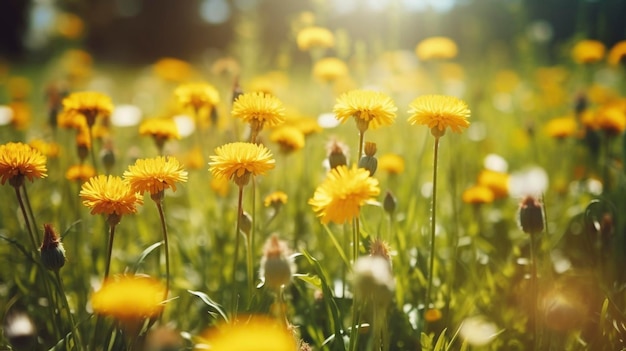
[54, 270, 85, 350]
[14, 185, 61, 339]
[88, 126, 99, 174]
[425, 137, 440, 321]
[231, 185, 244, 316]
[104, 222, 117, 280]
[155, 200, 170, 301]
[21, 184, 40, 241]
[14, 185, 37, 250]
[247, 178, 256, 299]
[529, 231, 539, 351]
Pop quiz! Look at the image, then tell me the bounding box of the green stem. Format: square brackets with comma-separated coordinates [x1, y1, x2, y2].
[231, 185, 244, 316]
[54, 270, 85, 350]
[155, 200, 170, 301]
[14, 186, 37, 250]
[425, 137, 440, 320]
[247, 178, 256, 299]
[88, 126, 99, 174]
[15, 185, 64, 340]
[529, 232, 539, 351]
[21, 184, 40, 240]
[104, 222, 117, 280]
[349, 301, 362, 351]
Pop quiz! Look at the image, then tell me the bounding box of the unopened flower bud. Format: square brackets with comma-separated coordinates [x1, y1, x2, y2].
[518, 196, 544, 234]
[100, 140, 115, 173]
[40, 224, 66, 271]
[358, 155, 377, 176]
[353, 256, 394, 307]
[260, 234, 294, 291]
[363, 142, 377, 157]
[327, 139, 348, 169]
[383, 191, 397, 214]
[239, 211, 252, 236]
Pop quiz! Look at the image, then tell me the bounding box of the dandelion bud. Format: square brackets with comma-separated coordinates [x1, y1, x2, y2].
[353, 256, 394, 307]
[77, 144, 89, 163]
[327, 139, 348, 169]
[363, 142, 377, 157]
[100, 146, 115, 174]
[370, 237, 392, 265]
[40, 224, 66, 271]
[358, 154, 377, 176]
[239, 211, 252, 236]
[518, 196, 544, 234]
[574, 93, 587, 117]
[383, 191, 397, 214]
[260, 234, 294, 291]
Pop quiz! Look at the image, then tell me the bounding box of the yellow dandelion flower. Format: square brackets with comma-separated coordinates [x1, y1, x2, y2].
[462, 185, 495, 204]
[296, 26, 334, 51]
[153, 57, 194, 82]
[184, 147, 205, 170]
[407, 94, 470, 136]
[286, 116, 322, 136]
[333, 90, 397, 132]
[61, 91, 113, 127]
[545, 117, 578, 139]
[424, 308, 443, 323]
[124, 156, 188, 195]
[270, 126, 305, 153]
[55, 12, 84, 39]
[91, 275, 165, 322]
[80, 175, 143, 216]
[596, 106, 626, 135]
[76, 126, 91, 149]
[197, 316, 296, 351]
[492, 70, 520, 93]
[7, 76, 31, 100]
[28, 139, 60, 158]
[309, 165, 380, 225]
[415, 37, 458, 61]
[378, 153, 405, 175]
[65, 164, 96, 183]
[608, 40, 626, 66]
[264, 191, 288, 207]
[232, 92, 286, 129]
[209, 142, 275, 187]
[139, 118, 181, 150]
[477, 170, 509, 199]
[0, 142, 48, 186]
[8, 101, 31, 130]
[572, 40, 605, 64]
[313, 57, 349, 83]
[174, 82, 220, 113]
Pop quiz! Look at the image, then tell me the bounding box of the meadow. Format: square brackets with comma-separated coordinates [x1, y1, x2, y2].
[1, 3, 626, 351]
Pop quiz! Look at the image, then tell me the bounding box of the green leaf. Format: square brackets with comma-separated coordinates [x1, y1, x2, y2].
[132, 241, 163, 273]
[321, 224, 350, 268]
[294, 273, 322, 289]
[433, 328, 448, 351]
[188, 290, 229, 323]
[301, 250, 346, 351]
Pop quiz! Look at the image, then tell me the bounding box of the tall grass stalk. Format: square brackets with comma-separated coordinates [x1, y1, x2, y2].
[425, 136, 441, 322]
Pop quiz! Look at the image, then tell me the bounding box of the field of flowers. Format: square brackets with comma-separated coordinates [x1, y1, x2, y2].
[1, 2, 626, 351]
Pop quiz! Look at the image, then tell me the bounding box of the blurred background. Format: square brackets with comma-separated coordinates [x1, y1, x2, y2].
[1, 0, 625, 65]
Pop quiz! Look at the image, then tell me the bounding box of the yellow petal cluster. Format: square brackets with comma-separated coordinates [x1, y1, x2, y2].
[232, 92, 286, 128]
[407, 94, 470, 135]
[333, 90, 397, 131]
[209, 142, 275, 181]
[80, 175, 143, 216]
[0, 142, 48, 185]
[309, 165, 380, 224]
[415, 37, 458, 61]
[91, 275, 165, 322]
[124, 156, 188, 195]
